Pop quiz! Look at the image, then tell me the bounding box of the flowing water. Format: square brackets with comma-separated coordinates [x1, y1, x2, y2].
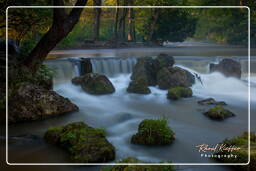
[4, 47, 256, 171]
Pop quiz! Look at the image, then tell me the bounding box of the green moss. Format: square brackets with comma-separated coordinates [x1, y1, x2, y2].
[167, 87, 192, 100]
[44, 122, 115, 163]
[131, 119, 175, 145]
[127, 77, 151, 94]
[101, 157, 175, 171]
[214, 132, 256, 171]
[204, 105, 235, 120]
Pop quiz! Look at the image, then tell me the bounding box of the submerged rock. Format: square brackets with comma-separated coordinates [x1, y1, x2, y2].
[131, 119, 175, 145]
[204, 105, 235, 120]
[72, 73, 115, 94]
[127, 77, 151, 94]
[157, 67, 195, 90]
[167, 87, 192, 100]
[209, 58, 241, 78]
[100, 157, 175, 171]
[44, 122, 115, 163]
[198, 98, 227, 105]
[8, 83, 78, 123]
[214, 132, 256, 171]
[131, 57, 158, 86]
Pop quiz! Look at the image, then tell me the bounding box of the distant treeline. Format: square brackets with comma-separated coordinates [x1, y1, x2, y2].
[1, 0, 255, 54]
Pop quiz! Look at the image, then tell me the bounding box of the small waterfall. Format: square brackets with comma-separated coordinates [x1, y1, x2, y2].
[91, 58, 137, 76]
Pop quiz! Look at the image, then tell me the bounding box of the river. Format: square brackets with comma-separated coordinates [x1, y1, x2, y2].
[3, 47, 256, 171]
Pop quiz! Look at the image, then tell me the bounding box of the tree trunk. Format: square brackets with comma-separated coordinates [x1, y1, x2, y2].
[118, 1, 128, 41]
[92, 0, 102, 41]
[149, 9, 160, 42]
[127, 0, 135, 41]
[114, 0, 120, 40]
[22, 0, 88, 72]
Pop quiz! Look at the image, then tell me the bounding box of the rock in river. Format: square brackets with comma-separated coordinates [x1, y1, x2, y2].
[127, 77, 151, 94]
[131, 119, 175, 145]
[157, 66, 195, 89]
[204, 105, 235, 120]
[44, 122, 115, 163]
[167, 87, 192, 100]
[130, 57, 158, 86]
[72, 73, 115, 94]
[209, 58, 241, 78]
[8, 83, 78, 123]
[198, 98, 227, 105]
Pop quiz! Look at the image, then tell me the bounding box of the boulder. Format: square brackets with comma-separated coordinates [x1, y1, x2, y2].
[167, 87, 192, 100]
[214, 132, 256, 171]
[209, 58, 241, 78]
[155, 53, 175, 69]
[203, 105, 235, 120]
[131, 57, 158, 86]
[198, 98, 227, 105]
[131, 119, 175, 145]
[8, 83, 78, 123]
[44, 122, 115, 163]
[157, 67, 195, 89]
[127, 77, 151, 94]
[100, 157, 175, 171]
[72, 73, 115, 95]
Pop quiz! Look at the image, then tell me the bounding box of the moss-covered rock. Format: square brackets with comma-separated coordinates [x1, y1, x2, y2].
[213, 132, 256, 171]
[204, 105, 235, 120]
[72, 73, 115, 94]
[127, 77, 151, 94]
[167, 87, 192, 100]
[8, 83, 78, 123]
[157, 67, 195, 90]
[131, 119, 175, 145]
[44, 122, 115, 163]
[131, 57, 158, 86]
[101, 157, 175, 171]
[155, 53, 175, 69]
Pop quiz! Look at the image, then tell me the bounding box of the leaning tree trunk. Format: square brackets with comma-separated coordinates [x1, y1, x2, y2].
[92, 0, 102, 41]
[22, 0, 88, 72]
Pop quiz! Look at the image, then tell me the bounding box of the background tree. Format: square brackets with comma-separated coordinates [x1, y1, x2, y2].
[92, 0, 102, 40]
[22, 0, 88, 72]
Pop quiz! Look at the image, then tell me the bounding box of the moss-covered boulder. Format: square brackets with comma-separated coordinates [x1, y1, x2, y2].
[204, 105, 235, 120]
[157, 67, 195, 90]
[127, 77, 151, 94]
[198, 98, 226, 105]
[8, 83, 78, 124]
[44, 122, 115, 163]
[131, 57, 158, 86]
[167, 87, 192, 100]
[101, 157, 175, 171]
[155, 53, 175, 69]
[131, 119, 175, 145]
[72, 73, 115, 94]
[213, 132, 256, 171]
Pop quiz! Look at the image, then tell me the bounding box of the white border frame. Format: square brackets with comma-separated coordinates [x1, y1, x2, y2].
[6, 6, 251, 166]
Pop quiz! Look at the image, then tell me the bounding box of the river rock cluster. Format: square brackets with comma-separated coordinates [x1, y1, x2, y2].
[128, 54, 195, 94]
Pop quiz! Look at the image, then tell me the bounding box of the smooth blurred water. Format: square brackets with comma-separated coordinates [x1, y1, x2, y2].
[5, 48, 255, 171]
